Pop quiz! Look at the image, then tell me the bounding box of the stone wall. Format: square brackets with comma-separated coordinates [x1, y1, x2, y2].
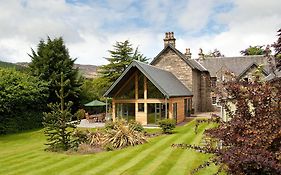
[152, 47, 213, 113]
[192, 70, 201, 112]
[200, 72, 213, 111]
[152, 48, 193, 91]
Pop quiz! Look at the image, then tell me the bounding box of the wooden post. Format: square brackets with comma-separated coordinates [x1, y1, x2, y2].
[165, 97, 168, 119]
[144, 77, 147, 125]
[105, 97, 108, 120]
[135, 73, 138, 119]
[112, 100, 115, 121]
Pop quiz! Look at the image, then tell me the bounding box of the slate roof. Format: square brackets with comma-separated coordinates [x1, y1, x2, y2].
[150, 44, 207, 72]
[198, 55, 271, 77]
[104, 60, 193, 98]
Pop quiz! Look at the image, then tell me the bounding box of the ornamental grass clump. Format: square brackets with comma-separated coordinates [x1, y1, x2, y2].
[103, 119, 147, 149]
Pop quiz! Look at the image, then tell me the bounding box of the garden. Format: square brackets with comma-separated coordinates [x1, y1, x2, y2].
[0, 120, 218, 175]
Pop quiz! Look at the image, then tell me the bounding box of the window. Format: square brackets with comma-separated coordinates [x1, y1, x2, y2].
[115, 103, 135, 121]
[115, 77, 135, 99]
[138, 103, 144, 112]
[212, 97, 217, 105]
[138, 73, 144, 99]
[147, 79, 164, 99]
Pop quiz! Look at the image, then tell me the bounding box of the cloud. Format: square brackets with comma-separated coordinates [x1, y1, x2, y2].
[176, 0, 281, 57]
[0, 0, 280, 65]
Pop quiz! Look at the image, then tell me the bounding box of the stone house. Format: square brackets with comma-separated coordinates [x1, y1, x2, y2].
[104, 60, 193, 125]
[150, 32, 213, 113]
[104, 32, 272, 124]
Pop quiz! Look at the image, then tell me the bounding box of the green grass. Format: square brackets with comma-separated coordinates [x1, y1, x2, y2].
[0, 120, 219, 175]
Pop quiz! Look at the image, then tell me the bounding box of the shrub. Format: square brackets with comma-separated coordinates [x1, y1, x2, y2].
[0, 68, 48, 134]
[75, 109, 86, 119]
[104, 120, 115, 130]
[128, 120, 144, 132]
[158, 119, 176, 134]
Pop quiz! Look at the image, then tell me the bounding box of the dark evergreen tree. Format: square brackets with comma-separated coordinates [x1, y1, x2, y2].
[29, 37, 82, 107]
[272, 28, 281, 69]
[43, 73, 80, 151]
[99, 40, 148, 83]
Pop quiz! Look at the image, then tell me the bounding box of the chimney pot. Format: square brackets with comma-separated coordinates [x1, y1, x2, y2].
[163, 32, 176, 48]
[185, 48, 192, 59]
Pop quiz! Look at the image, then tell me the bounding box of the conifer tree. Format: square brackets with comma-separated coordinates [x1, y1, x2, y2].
[43, 73, 79, 151]
[29, 37, 82, 107]
[99, 40, 148, 83]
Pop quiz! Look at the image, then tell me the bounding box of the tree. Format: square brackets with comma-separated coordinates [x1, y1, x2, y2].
[79, 78, 100, 104]
[43, 73, 80, 151]
[99, 40, 148, 84]
[29, 37, 82, 108]
[0, 68, 48, 134]
[272, 28, 281, 69]
[240, 45, 265, 56]
[205, 49, 225, 57]
[173, 75, 281, 174]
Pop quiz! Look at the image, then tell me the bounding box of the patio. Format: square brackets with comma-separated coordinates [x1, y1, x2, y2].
[77, 119, 105, 128]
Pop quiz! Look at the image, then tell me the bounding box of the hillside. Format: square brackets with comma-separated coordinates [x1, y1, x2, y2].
[74, 64, 98, 79]
[0, 60, 26, 71]
[16, 62, 98, 78]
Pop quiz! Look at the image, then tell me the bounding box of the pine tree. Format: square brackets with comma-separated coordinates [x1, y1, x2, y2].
[43, 73, 80, 151]
[99, 40, 148, 83]
[29, 37, 82, 107]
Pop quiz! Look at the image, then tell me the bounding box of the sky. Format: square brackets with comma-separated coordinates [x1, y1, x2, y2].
[0, 0, 280, 65]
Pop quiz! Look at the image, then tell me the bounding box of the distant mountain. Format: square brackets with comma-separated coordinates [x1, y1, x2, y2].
[16, 62, 98, 79]
[0, 60, 26, 71]
[74, 64, 98, 79]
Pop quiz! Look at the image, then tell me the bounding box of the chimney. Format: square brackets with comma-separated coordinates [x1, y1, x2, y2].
[163, 32, 176, 48]
[185, 48, 192, 59]
[198, 48, 204, 59]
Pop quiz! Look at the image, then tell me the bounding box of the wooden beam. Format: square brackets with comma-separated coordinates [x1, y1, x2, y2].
[144, 77, 147, 99]
[114, 99, 167, 103]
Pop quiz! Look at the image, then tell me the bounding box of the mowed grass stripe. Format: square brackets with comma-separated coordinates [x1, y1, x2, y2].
[137, 123, 209, 175]
[61, 135, 166, 174]
[104, 121, 197, 175]
[5, 156, 55, 175]
[80, 132, 181, 175]
[139, 125, 206, 174]
[25, 155, 92, 175]
[0, 145, 43, 159]
[0, 151, 42, 167]
[114, 122, 199, 175]
[58, 151, 122, 175]
[166, 124, 214, 175]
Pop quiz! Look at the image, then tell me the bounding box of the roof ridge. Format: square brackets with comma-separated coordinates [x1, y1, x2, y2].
[199, 55, 265, 60]
[133, 60, 173, 72]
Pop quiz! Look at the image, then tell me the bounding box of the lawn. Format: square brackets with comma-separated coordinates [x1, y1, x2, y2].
[0, 120, 219, 175]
